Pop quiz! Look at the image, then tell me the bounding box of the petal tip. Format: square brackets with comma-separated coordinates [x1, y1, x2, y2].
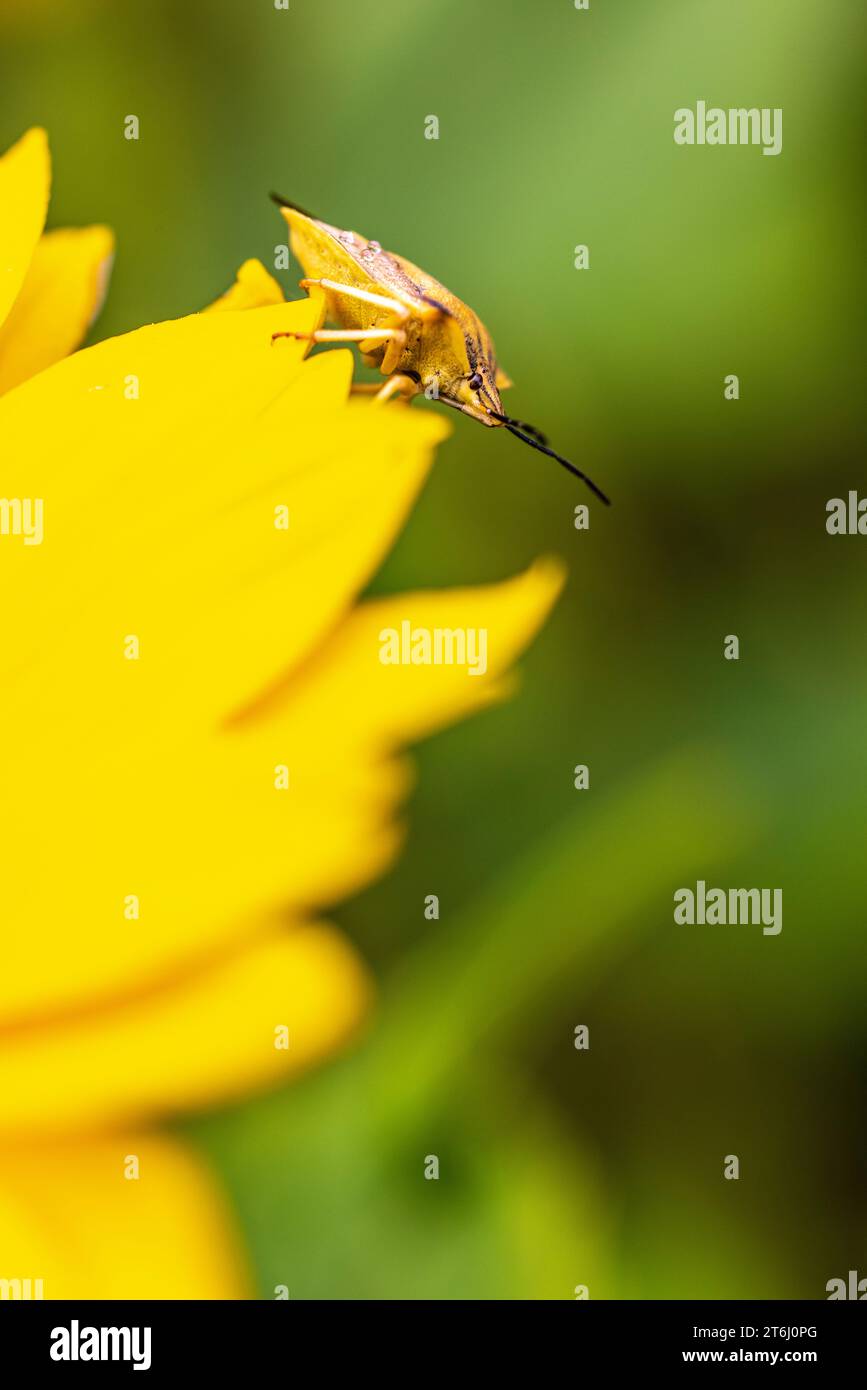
[521, 553, 568, 615]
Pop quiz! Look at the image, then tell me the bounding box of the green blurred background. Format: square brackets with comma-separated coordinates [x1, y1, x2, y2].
[2, 0, 864, 1298]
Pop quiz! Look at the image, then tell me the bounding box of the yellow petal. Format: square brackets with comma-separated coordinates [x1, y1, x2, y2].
[0, 128, 50, 330]
[0, 566, 559, 1130]
[0, 225, 114, 395]
[206, 257, 285, 311]
[303, 556, 568, 745]
[0, 553, 559, 1034]
[0, 923, 370, 1135]
[0, 297, 446, 718]
[0, 1133, 250, 1298]
[228, 558, 567, 911]
[0, 292, 560, 1055]
[0, 303, 449, 1021]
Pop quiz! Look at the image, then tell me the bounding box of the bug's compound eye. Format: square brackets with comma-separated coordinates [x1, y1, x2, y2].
[467, 372, 483, 391]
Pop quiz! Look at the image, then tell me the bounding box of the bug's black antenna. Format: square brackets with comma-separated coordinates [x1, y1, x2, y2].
[510, 419, 549, 447]
[490, 411, 611, 505]
[269, 192, 319, 219]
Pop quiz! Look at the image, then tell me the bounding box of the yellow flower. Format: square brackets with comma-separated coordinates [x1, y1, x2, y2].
[0, 129, 113, 396]
[0, 130, 564, 1297]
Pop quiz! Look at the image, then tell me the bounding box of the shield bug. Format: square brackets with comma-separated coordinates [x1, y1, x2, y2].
[271, 196, 610, 505]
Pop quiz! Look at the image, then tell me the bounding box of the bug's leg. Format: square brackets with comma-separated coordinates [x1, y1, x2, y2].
[349, 375, 417, 403]
[377, 333, 411, 376]
[375, 374, 419, 403]
[302, 276, 410, 364]
[300, 278, 411, 322]
[271, 327, 406, 349]
[301, 276, 434, 371]
[301, 276, 441, 325]
[297, 278, 432, 374]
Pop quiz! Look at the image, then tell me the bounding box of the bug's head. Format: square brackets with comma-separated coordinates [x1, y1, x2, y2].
[439, 366, 504, 426]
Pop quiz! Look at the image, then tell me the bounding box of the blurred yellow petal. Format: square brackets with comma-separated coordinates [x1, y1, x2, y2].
[0, 128, 49, 329]
[206, 256, 285, 311]
[227, 558, 568, 912]
[0, 225, 114, 394]
[302, 557, 568, 746]
[0, 923, 370, 1136]
[0, 1134, 250, 1298]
